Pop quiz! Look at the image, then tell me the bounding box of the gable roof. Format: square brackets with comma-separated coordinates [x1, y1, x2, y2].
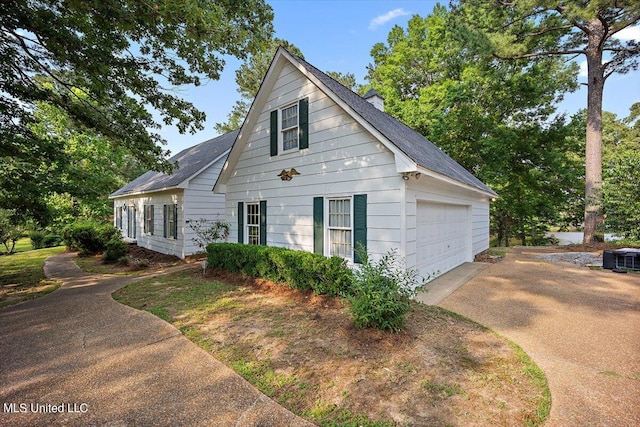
[216, 48, 496, 197]
[110, 129, 238, 198]
[292, 53, 496, 196]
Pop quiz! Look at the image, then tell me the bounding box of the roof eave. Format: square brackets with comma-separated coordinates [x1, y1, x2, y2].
[108, 185, 183, 199]
[283, 50, 417, 173]
[415, 165, 498, 199]
[215, 52, 285, 188]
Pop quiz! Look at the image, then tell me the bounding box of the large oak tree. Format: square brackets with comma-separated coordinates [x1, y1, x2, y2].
[1, 0, 273, 218]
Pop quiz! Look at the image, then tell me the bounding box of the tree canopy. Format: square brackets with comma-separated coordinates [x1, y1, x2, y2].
[216, 38, 303, 133]
[601, 105, 640, 240]
[367, 6, 583, 245]
[454, 0, 640, 242]
[1, 0, 273, 219]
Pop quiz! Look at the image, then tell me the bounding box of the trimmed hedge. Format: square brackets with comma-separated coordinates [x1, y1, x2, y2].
[206, 243, 353, 297]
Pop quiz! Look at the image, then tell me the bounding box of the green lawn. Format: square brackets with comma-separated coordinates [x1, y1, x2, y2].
[12, 237, 33, 253]
[0, 245, 65, 307]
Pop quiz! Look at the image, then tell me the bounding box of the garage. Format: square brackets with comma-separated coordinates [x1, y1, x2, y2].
[416, 201, 471, 279]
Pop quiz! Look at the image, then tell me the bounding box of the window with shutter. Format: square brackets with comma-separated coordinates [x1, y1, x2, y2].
[163, 204, 177, 239]
[320, 194, 367, 263]
[247, 203, 260, 245]
[270, 97, 309, 156]
[144, 205, 154, 235]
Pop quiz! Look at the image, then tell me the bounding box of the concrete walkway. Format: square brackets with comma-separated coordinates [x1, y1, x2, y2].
[0, 253, 312, 427]
[415, 262, 490, 305]
[439, 247, 640, 427]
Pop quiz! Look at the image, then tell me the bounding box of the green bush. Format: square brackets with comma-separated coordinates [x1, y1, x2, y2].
[348, 247, 425, 332]
[30, 230, 46, 249]
[206, 243, 352, 297]
[63, 221, 121, 255]
[103, 237, 128, 263]
[42, 234, 63, 248]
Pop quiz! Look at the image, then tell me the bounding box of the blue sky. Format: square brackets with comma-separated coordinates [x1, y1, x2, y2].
[160, 0, 640, 156]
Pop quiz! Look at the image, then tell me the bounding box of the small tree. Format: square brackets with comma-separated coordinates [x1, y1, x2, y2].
[189, 218, 230, 251]
[0, 209, 24, 254]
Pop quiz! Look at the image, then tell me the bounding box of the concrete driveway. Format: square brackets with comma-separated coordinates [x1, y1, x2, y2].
[0, 253, 312, 427]
[440, 246, 640, 427]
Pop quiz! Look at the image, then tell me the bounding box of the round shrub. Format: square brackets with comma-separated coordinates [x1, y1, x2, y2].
[63, 221, 121, 255]
[30, 230, 46, 249]
[103, 237, 128, 263]
[347, 248, 423, 332]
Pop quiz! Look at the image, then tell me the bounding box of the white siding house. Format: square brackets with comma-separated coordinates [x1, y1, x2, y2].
[214, 49, 496, 280]
[109, 130, 237, 258]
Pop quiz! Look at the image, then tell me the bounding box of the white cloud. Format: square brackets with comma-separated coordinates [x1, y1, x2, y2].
[614, 25, 640, 41]
[369, 8, 410, 30]
[579, 60, 588, 77]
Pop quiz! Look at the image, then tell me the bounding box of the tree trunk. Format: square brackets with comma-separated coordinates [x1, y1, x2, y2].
[583, 19, 605, 244]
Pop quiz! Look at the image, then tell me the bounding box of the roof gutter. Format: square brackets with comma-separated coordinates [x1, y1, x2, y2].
[414, 165, 498, 199]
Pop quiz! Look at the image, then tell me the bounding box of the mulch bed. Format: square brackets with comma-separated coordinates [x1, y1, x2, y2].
[126, 243, 182, 265]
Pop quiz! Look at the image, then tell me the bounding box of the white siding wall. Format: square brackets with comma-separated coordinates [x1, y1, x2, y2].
[405, 177, 490, 272]
[183, 157, 227, 255]
[224, 62, 403, 260]
[112, 190, 185, 258]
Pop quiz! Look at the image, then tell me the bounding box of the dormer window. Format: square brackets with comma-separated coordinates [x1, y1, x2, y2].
[270, 97, 309, 156]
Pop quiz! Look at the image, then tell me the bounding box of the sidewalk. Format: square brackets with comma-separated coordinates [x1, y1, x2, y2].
[0, 252, 313, 427]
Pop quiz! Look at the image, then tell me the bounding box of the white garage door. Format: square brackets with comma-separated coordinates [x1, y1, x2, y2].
[416, 202, 470, 279]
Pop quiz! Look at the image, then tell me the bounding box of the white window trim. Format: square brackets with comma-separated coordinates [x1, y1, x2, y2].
[325, 196, 354, 262]
[144, 205, 154, 235]
[116, 206, 123, 230]
[279, 102, 299, 154]
[165, 204, 178, 240]
[246, 202, 260, 245]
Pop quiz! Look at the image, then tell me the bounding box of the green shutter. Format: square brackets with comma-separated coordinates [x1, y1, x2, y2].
[353, 194, 367, 264]
[260, 200, 267, 246]
[173, 204, 178, 239]
[150, 206, 154, 235]
[163, 205, 168, 238]
[270, 110, 278, 156]
[299, 97, 309, 149]
[237, 202, 244, 243]
[143, 206, 147, 234]
[313, 197, 324, 255]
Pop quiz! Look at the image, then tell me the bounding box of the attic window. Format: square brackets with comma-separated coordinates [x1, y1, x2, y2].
[270, 98, 309, 156]
[281, 104, 299, 151]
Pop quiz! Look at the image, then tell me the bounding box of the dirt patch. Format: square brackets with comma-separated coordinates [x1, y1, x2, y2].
[162, 268, 549, 426]
[474, 252, 503, 263]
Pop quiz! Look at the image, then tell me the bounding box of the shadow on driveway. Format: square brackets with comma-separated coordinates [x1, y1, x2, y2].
[440, 246, 640, 427]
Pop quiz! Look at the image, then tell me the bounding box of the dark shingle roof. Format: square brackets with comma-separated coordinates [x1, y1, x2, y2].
[294, 54, 496, 196]
[110, 129, 238, 198]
